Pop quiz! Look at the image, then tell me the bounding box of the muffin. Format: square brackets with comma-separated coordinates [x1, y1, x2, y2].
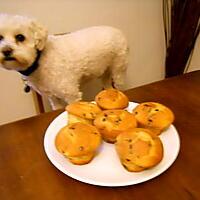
[94, 110, 137, 143]
[66, 101, 102, 125]
[55, 122, 102, 165]
[95, 88, 129, 110]
[132, 102, 174, 135]
[115, 128, 163, 172]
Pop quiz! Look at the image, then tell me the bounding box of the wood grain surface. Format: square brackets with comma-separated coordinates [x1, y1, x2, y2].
[0, 70, 199, 200]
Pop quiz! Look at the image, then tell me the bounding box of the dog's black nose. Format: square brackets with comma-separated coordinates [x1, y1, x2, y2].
[2, 48, 13, 57]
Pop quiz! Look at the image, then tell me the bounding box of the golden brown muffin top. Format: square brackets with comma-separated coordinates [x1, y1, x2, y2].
[132, 102, 174, 134]
[94, 110, 137, 132]
[95, 89, 129, 110]
[115, 128, 163, 169]
[94, 109, 137, 143]
[55, 122, 102, 157]
[66, 101, 102, 120]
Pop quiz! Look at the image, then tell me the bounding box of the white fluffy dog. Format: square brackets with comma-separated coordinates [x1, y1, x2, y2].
[0, 14, 128, 109]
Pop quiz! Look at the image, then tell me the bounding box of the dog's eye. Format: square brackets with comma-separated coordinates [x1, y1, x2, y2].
[15, 34, 26, 42]
[0, 35, 3, 41]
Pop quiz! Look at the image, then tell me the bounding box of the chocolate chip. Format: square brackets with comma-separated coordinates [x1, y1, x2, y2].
[148, 119, 153, 122]
[104, 114, 108, 117]
[148, 143, 152, 147]
[134, 111, 138, 115]
[102, 118, 106, 121]
[126, 159, 131, 162]
[123, 164, 128, 170]
[79, 146, 84, 151]
[155, 109, 159, 111]
[69, 127, 75, 130]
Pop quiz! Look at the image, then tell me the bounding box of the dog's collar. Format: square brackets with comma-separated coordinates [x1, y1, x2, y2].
[18, 50, 41, 76]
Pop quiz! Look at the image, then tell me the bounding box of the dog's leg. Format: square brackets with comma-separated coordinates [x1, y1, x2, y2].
[48, 96, 66, 110]
[111, 69, 126, 89]
[111, 54, 128, 90]
[101, 69, 113, 89]
[63, 91, 82, 104]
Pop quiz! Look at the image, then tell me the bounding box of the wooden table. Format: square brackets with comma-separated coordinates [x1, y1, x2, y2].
[0, 70, 200, 200]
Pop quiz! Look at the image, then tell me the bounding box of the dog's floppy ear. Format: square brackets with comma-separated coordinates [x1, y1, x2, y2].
[31, 20, 48, 51]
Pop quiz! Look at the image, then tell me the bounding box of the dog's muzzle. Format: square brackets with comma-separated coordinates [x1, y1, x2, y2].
[2, 46, 16, 61]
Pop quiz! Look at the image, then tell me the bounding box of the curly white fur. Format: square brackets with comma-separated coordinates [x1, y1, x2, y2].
[0, 14, 128, 109]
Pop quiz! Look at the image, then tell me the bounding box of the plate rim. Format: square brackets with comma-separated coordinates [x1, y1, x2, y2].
[44, 102, 180, 187]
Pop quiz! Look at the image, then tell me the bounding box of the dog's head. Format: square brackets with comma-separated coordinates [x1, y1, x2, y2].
[0, 14, 47, 71]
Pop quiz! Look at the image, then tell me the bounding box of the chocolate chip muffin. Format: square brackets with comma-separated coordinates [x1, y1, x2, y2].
[94, 109, 137, 143]
[95, 89, 129, 110]
[55, 122, 102, 165]
[132, 102, 174, 135]
[115, 128, 163, 172]
[66, 101, 102, 125]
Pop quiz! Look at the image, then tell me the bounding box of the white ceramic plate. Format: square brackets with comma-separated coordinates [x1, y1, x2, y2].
[44, 102, 180, 187]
